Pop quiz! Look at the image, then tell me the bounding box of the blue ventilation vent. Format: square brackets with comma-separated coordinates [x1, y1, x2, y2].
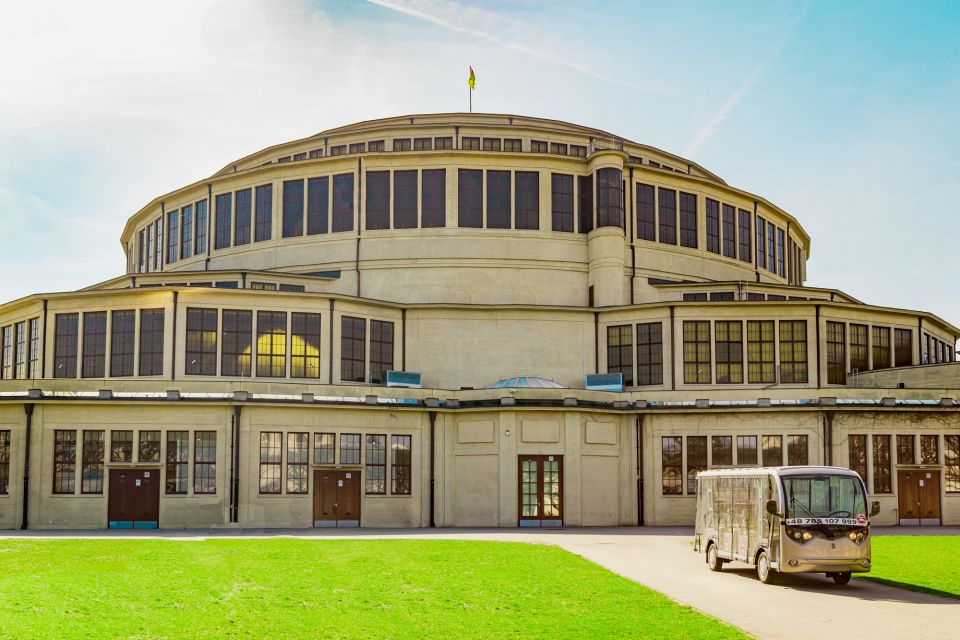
[385, 370, 422, 388]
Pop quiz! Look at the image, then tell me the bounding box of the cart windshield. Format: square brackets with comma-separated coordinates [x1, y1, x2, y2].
[782, 474, 868, 526]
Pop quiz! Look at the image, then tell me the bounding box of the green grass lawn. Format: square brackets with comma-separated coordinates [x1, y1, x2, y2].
[0, 539, 746, 640]
[859, 536, 960, 598]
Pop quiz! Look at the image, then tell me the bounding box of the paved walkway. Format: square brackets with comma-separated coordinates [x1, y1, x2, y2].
[3, 527, 958, 639]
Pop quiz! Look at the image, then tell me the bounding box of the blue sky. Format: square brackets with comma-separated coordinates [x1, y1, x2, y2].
[1, 0, 958, 330]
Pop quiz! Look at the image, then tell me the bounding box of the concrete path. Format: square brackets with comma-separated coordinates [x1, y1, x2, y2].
[3, 527, 958, 639]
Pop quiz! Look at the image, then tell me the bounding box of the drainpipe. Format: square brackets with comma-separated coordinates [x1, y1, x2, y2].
[429, 411, 437, 528]
[401, 309, 407, 371]
[823, 411, 834, 466]
[815, 305, 822, 388]
[206, 184, 213, 259]
[593, 312, 600, 374]
[21, 403, 34, 530]
[230, 405, 241, 523]
[328, 299, 335, 383]
[636, 414, 644, 526]
[171, 291, 178, 381]
[669, 305, 676, 391]
[40, 300, 48, 378]
[356, 157, 362, 297]
[629, 167, 636, 305]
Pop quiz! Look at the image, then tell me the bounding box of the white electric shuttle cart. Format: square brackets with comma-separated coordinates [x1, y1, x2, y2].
[693, 466, 880, 585]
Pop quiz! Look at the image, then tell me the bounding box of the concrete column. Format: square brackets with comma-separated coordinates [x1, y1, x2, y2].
[587, 227, 626, 307]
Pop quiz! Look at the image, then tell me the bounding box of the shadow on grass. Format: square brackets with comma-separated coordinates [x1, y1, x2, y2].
[858, 576, 960, 602]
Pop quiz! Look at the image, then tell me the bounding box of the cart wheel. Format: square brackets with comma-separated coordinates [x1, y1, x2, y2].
[707, 543, 722, 572]
[756, 550, 777, 584]
[832, 572, 851, 585]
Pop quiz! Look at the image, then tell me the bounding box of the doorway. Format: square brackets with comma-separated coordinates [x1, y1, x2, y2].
[313, 469, 361, 527]
[897, 469, 941, 525]
[108, 469, 160, 528]
[518, 455, 563, 527]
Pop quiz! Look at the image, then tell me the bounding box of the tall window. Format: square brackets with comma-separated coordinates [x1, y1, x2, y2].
[332, 173, 355, 233]
[762, 435, 782, 466]
[165, 431, 189, 495]
[365, 434, 387, 494]
[849, 434, 867, 481]
[340, 433, 361, 465]
[254, 184, 273, 242]
[307, 176, 329, 235]
[14, 321, 26, 379]
[256, 311, 287, 378]
[369, 320, 394, 385]
[872, 326, 891, 370]
[737, 436, 758, 465]
[167, 209, 179, 263]
[776, 228, 785, 276]
[422, 169, 446, 228]
[341, 316, 366, 382]
[287, 433, 309, 494]
[139, 431, 161, 462]
[81, 311, 107, 378]
[678, 192, 697, 248]
[705, 199, 719, 253]
[827, 321, 846, 384]
[391, 435, 412, 495]
[180, 204, 193, 259]
[394, 170, 418, 229]
[458, 169, 483, 228]
[551, 174, 574, 232]
[636, 322, 663, 386]
[110, 310, 135, 377]
[215, 192, 232, 249]
[715, 321, 743, 384]
[185, 308, 218, 376]
[712, 436, 732, 466]
[920, 435, 939, 465]
[578, 175, 593, 234]
[636, 183, 655, 241]
[606, 325, 633, 386]
[849, 324, 868, 372]
[53, 430, 77, 494]
[366, 171, 390, 230]
[657, 188, 676, 245]
[259, 432, 282, 494]
[896, 434, 915, 465]
[235, 188, 252, 245]
[687, 436, 707, 494]
[0, 430, 9, 495]
[138, 309, 165, 376]
[515, 171, 539, 229]
[683, 321, 711, 384]
[872, 435, 891, 493]
[282, 179, 305, 237]
[28, 318, 40, 378]
[737, 209, 752, 263]
[81, 430, 105, 494]
[0, 326, 9, 379]
[222, 310, 253, 377]
[314, 433, 335, 464]
[194, 431, 216, 494]
[746, 321, 775, 384]
[756, 216, 766, 269]
[661, 436, 682, 495]
[139, 228, 146, 273]
[767, 221, 776, 272]
[154, 217, 163, 271]
[945, 435, 960, 493]
[787, 435, 808, 466]
[111, 430, 133, 463]
[595, 168, 623, 228]
[291, 312, 321, 379]
[486, 170, 511, 229]
[779, 320, 807, 383]
[722, 204, 736, 258]
[195, 199, 208, 254]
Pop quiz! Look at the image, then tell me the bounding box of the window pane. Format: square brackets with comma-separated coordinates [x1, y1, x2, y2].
[259, 432, 282, 494]
[81, 312, 106, 378]
[139, 431, 161, 463]
[221, 310, 252, 377]
[340, 433, 361, 465]
[737, 435, 757, 466]
[762, 435, 782, 466]
[661, 436, 682, 495]
[787, 435, 808, 466]
[81, 430, 105, 494]
[314, 433, 335, 464]
[636, 322, 663, 386]
[194, 431, 217, 494]
[872, 435, 891, 493]
[458, 169, 483, 228]
[366, 171, 390, 230]
[606, 325, 633, 386]
[657, 188, 676, 245]
[165, 431, 189, 494]
[109, 310, 135, 377]
[291, 313, 321, 379]
[256, 311, 286, 378]
[486, 170, 511, 229]
[596, 168, 623, 228]
[551, 174, 574, 232]
[254, 184, 273, 242]
[370, 320, 394, 385]
[515, 171, 539, 230]
[340, 316, 366, 382]
[365, 434, 386, 494]
[391, 435, 412, 495]
[282, 179, 305, 237]
[712, 436, 732, 466]
[686, 436, 706, 494]
[139, 309, 165, 376]
[421, 169, 446, 228]
[53, 430, 77, 494]
[332, 173, 355, 233]
[110, 430, 133, 463]
[287, 433, 309, 494]
[394, 170, 418, 229]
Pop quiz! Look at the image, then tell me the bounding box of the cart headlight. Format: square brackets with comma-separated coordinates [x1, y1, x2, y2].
[802, 531, 813, 541]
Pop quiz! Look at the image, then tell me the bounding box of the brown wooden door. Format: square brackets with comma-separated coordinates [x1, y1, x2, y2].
[313, 470, 361, 527]
[898, 470, 941, 525]
[518, 455, 563, 527]
[108, 469, 160, 529]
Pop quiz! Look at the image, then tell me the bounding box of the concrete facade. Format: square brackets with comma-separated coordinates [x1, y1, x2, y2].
[0, 113, 958, 529]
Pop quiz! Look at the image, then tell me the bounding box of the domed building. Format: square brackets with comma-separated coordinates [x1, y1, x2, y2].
[0, 113, 958, 530]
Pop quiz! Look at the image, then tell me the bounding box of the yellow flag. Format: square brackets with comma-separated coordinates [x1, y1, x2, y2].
[468, 66, 476, 90]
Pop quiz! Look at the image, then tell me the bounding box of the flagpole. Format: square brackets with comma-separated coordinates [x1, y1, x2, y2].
[469, 86, 472, 113]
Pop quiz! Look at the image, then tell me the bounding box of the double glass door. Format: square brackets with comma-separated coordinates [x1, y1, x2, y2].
[519, 455, 563, 527]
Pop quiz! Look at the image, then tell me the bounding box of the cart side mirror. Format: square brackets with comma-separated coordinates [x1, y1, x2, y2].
[870, 501, 880, 517]
[765, 499, 780, 517]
